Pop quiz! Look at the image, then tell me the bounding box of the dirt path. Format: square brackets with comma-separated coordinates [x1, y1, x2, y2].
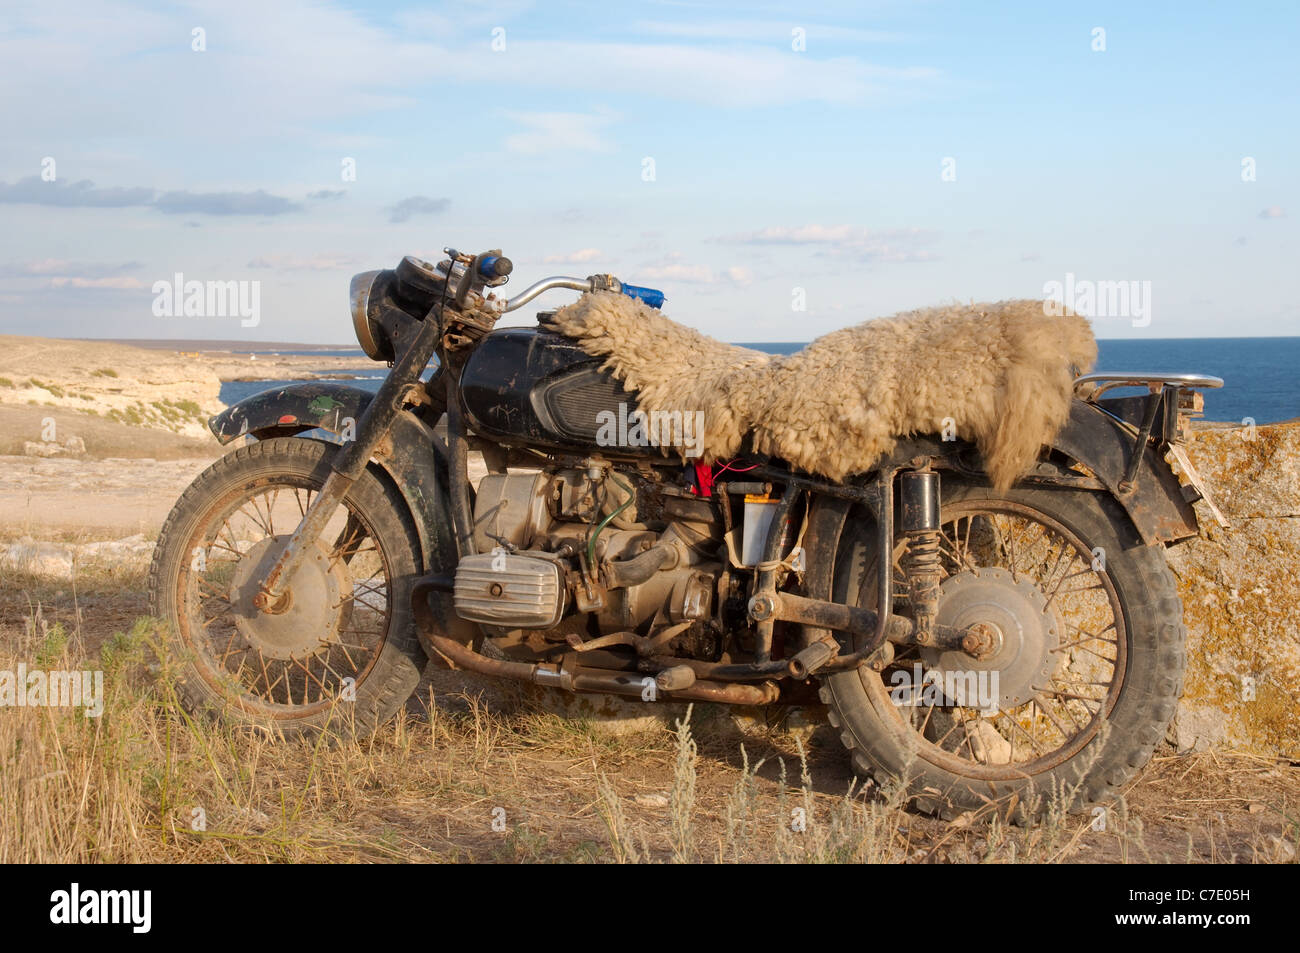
[0, 453, 218, 538]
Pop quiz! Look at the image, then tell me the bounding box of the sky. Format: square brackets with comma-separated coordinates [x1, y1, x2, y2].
[0, 0, 1296, 343]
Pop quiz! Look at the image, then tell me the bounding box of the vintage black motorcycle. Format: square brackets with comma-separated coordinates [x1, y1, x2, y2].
[150, 247, 1223, 817]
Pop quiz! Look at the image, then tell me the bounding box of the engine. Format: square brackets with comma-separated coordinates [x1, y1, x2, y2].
[452, 467, 727, 657]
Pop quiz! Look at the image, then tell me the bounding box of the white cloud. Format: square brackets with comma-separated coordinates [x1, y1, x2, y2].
[47, 276, 146, 289]
[714, 224, 940, 262]
[639, 262, 717, 284]
[541, 248, 604, 264]
[247, 253, 363, 271]
[0, 259, 140, 278]
[637, 255, 755, 286]
[0, 1, 940, 157]
[633, 20, 904, 44]
[1259, 206, 1286, 219]
[504, 112, 616, 154]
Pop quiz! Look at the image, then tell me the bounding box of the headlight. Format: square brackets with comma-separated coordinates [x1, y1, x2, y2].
[349, 270, 389, 361]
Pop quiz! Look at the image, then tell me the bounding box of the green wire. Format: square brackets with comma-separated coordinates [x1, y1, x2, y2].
[586, 474, 635, 571]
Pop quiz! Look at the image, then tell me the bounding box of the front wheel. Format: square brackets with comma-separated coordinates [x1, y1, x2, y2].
[148, 437, 425, 734]
[819, 481, 1186, 818]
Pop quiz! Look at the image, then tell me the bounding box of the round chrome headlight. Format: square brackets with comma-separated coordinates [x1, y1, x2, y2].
[349, 270, 386, 361]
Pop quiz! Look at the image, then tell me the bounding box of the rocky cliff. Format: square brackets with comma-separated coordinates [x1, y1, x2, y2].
[1169, 420, 1300, 758]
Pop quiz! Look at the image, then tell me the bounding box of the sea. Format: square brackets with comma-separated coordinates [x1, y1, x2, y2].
[219, 337, 1300, 426]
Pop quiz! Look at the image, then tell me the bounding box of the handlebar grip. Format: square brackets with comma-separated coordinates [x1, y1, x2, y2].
[478, 255, 513, 279]
[620, 283, 665, 310]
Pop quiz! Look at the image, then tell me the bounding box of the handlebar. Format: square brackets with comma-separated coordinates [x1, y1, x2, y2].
[618, 283, 665, 309]
[478, 255, 512, 279]
[500, 275, 665, 313]
[436, 247, 664, 314]
[500, 276, 595, 313]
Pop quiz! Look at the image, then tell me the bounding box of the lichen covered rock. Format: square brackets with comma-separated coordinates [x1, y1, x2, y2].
[1166, 421, 1300, 757]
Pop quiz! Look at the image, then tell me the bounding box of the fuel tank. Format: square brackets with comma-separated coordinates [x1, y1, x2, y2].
[459, 326, 651, 453]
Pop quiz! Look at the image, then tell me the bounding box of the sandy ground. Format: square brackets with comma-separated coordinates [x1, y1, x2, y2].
[0, 336, 390, 535]
[0, 453, 217, 537]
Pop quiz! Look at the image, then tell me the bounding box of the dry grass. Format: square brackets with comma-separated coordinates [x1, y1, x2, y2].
[1, 561, 1297, 863]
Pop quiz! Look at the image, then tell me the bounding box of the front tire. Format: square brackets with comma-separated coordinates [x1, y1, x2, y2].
[819, 482, 1185, 818]
[149, 437, 425, 735]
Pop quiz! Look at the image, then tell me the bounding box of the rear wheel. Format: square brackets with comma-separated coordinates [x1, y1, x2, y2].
[148, 438, 425, 734]
[819, 482, 1185, 818]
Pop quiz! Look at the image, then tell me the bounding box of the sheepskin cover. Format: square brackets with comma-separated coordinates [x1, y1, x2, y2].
[543, 294, 1096, 490]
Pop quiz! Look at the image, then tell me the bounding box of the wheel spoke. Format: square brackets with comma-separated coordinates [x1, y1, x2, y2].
[177, 476, 393, 713]
[876, 496, 1125, 776]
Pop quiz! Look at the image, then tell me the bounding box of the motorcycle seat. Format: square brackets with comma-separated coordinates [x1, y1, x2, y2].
[542, 293, 1096, 490]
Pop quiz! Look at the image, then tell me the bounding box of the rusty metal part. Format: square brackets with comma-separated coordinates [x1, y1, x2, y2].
[718, 482, 772, 496]
[230, 535, 345, 659]
[428, 629, 573, 688]
[572, 670, 778, 705]
[564, 620, 691, 657]
[255, 312, 444, 605]
[899, 469, 941, 646]
[605, 542, 674, 588]
[961, 621, 1002, 660]
[768, 591, 968, 652]
[747, 592, 777, 621]
[750, 484, 802, 662]
[902, 535, 941, 647]
[787, 640, 836, 679]
[922, 568, 1061, 711]
[250, 472, 353, 610]
[207, 383, 457, 588]
[444, 355, 477, 558]
[1049, 400, 1199, 544]
[635, 655, 794, 682]
[654, 665, 696, 692]
[1117, 385, 1168, 493]
[425, 628, 776, 705]
[864, 468, 896, 661]
[415, 582, 775, 704]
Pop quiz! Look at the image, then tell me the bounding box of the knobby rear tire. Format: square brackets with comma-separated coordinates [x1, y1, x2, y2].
[818, 482, 1185, 819]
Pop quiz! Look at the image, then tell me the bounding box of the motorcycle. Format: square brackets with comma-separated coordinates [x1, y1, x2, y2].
[149, 247, 1224, 817]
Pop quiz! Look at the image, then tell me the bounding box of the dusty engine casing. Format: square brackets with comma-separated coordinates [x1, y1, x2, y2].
[453, 470, 720, 634]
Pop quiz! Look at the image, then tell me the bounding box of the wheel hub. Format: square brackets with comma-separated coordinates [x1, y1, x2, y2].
[921, 567, 1061, 710]
[228, 535, 347, 661]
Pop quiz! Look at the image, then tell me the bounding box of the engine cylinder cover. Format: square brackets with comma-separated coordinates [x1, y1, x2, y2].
[453, 552, 566, 628]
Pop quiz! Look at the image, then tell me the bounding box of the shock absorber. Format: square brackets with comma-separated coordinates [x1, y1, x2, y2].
[899, 470, 941, 646]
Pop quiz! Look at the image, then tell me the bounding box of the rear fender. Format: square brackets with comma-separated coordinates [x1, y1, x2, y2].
[1047, 400, 1200, 545]
[870, 401, 1201, 546]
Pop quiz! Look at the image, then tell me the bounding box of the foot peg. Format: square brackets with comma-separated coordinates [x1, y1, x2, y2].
[654, 665, 697, 692]
[788, 640, 837, 679]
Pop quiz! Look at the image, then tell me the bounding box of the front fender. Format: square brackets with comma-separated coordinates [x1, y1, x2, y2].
[1049, 400, 1199, 545]
[209, 382, 374, 444]
[209, 382, 456, 574]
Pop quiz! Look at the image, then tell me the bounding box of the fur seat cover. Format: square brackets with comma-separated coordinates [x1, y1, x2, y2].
[542, 294, 1096, 490]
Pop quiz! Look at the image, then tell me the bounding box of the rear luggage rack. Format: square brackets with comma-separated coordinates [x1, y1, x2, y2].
[1073, 372, 1224, 445]
[1073, 372, 1224, 402]
[1072, 371, 1228, 528]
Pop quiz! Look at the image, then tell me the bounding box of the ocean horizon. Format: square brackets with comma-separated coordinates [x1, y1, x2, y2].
[217, 335, 1300, 426]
